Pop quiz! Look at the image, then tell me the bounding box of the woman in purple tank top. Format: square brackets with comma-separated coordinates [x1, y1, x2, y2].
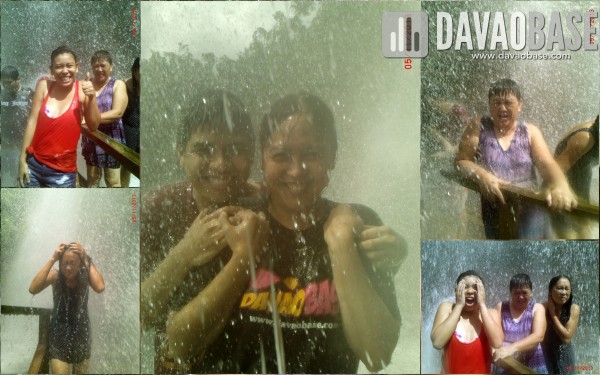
[493, 273, 547, 374]
[455, 79, 577, 239]
[81, 50, 128, 187]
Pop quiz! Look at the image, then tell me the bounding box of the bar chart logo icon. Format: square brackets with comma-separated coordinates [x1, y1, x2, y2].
[382, 12, 428, 58]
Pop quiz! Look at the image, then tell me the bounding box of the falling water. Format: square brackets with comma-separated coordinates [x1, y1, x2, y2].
[0, 1, 141, 187]
[1, 189, 140, 373]
[420, 1, 599, 240]
[141, 1, 422, 373]
[421, 240, 599, 374]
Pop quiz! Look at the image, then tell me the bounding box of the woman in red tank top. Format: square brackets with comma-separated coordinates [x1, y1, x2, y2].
[18, 45, 100, 187]
[431, 271, 504, 374]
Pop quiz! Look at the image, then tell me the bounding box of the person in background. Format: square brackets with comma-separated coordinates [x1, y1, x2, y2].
[431, 270, 503, 374]
[1, 65, 34, 186]
[120, 57, 140, 187]
[18, 46, 100, 188]
[542, 275, 580, 375]
[493, 273, 547, 374]
[29, 243, 105, 374]
[81, 50, 127, 188]
[455, 78, 576, 239]
[552, 116, 599, 239]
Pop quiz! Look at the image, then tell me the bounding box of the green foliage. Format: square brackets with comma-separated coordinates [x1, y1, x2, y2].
[143, 3, 405, 190]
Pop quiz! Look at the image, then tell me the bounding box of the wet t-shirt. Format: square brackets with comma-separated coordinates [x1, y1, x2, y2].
[1, 86, 33, 147]
[141, 181, 257, 371]
[196, 200, 400, 374]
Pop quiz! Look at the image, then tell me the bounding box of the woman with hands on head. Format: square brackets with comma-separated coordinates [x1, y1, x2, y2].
[29, 243, 105, 374]
[455, 79, 576, 239]
[493, 273, 547, 374]
[18, 46, 100, 188]
[166, 92, 403, 373]
[542, 275, 580, 374]
[431, 270, 503, 374]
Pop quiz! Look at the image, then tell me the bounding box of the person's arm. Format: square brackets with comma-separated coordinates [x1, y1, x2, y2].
[165, 209, 267, 359]
[80, 73, 100, 131]
[29, 244, 63, 294]
[99, 79, 128, 124]
[529, 124, 577, 211]
[358, 225, 407, 272]
[476, 279, 504, 348]
[547, 299, 580, 344]
[141, 207, 234, 328]
[324, 204, 399, 372]
[87, 261, 105, 293]
[431, 281, 466, 349]
[493, 303, 546, 360]
[18, 79, 47, 187]
[555, 125, 595, 173]
[455, 117, 507, 204]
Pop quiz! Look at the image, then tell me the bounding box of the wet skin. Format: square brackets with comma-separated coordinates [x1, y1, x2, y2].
[179, 128, 253, 207]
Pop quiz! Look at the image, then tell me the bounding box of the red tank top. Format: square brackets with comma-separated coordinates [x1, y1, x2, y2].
[27, 81, 81, 172]
[443, 325, 491, 374]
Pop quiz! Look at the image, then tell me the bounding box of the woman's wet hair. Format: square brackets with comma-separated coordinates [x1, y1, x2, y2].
[509, 273, 532, 291]
[131, 57, 140, 78]
[91, 50, 113, 66]
[260, 93, 337, 164]
[131, 57, 140, 93]
[549, 275, 574, 321]
[455, 270, 484, 286]
[50, 46, 78, 66]
[58, 243, 85, 269]
[176, 89, 253, 152]
[488, 78, 522, 102]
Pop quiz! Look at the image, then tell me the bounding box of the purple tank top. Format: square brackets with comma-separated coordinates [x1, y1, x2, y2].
[499, 300, 547, 373]
[478, 117, 535, 185]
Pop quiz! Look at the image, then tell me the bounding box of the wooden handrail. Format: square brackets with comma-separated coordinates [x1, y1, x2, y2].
[81, 126, 140, 178]
[441, 169, 599, 216]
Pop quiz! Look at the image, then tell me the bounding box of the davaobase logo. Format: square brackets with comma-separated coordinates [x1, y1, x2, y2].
[383, 10, 598, 58]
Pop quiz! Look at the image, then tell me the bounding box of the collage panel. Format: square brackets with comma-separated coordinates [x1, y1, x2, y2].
[420, 1, 599, 240]
[0, 1, 597, 374]
[1, 189, 140, 374]
[1, 0, 140, 188]
[422, 240, 599, 374]
[141, 2, 420, 374]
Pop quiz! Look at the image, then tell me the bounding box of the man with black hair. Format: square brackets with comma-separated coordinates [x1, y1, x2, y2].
[1, 65, 34, 186]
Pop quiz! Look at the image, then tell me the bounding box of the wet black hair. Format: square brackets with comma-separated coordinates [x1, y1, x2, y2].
[57, 244, 86, 273]
[509, 273, 532, 291]
[488, 78, 522, 102]
[91, 50, 113, 66]
[50, 46, 78, 66]
[260, 93, 337, 165]
[1, 66, 19, 80]
[55, 244, 90, 320]
[131, 57, 140, 94]
[548, 275, 574, 323]
[176, 89, 254, 152]
[455, 270, 484, 286]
